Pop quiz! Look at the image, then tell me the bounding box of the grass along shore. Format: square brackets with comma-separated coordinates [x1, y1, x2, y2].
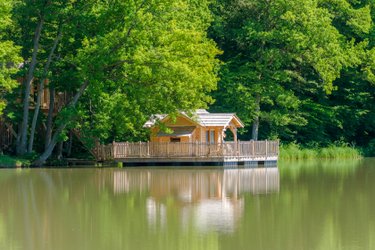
[0, 155, 30, 168]
[279, 143, 362, 160]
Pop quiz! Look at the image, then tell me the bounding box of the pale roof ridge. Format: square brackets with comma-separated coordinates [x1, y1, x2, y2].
[144, 109, 244, 128]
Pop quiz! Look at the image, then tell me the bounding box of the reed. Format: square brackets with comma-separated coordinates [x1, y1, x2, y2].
[279, 143, 362, 160]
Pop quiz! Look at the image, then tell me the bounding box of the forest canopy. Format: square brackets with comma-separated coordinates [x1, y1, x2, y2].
[0, 0, 374, 163]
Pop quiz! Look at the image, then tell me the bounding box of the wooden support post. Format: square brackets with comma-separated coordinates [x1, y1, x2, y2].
[125, 142, 128, 157]
[147, 141, 150, 156]
[252, 140, 255, 158]
[265, 139, 268, 159]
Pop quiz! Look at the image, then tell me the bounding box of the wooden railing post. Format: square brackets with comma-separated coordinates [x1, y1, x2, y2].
[265, 139, 268, 159]
[251, 140, 255, 158]
[125, 142, 128, 157]
[277, 139, 280, 156]
[112, 140, 116, 159]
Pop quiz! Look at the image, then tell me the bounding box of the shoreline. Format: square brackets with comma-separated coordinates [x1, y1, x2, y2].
[1, 141, 371, 168]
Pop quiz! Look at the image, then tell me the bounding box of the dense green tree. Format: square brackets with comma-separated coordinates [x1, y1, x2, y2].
[292, 0, 375, 147]
[0, 0, 21, 115]
[31, 0, 220, 165]
[210, 0, 374, 148]
[10, 0, 81, 155]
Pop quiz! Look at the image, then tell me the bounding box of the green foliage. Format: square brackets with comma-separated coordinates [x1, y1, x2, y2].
[210, 0, 353, 139]
[363, 139, 375, 156]
[2, 0, 220, 160]
[0, 0, 21, 115]
[0, 155, 30, 167]
[210, 0, 374, 149]
[72, 0, 220, 143]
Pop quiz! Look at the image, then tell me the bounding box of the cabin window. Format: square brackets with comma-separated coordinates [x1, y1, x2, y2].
[170, 137, 181, 143]
[206, 130, 215, 144]
[210, 130, 215, 144]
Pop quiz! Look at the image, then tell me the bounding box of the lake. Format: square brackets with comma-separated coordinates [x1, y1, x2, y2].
[0, 159, 374, 250]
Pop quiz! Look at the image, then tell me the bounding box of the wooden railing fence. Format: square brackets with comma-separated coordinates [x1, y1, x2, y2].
[94, 140, 279, 161]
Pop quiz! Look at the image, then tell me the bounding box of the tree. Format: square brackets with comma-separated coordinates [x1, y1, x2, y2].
[210, 0, 369, 142]
[0, 0, 21, 115]
[288, 0, 375, 147]
[31, 0, 220, 165]
[10, 0, 79, 155]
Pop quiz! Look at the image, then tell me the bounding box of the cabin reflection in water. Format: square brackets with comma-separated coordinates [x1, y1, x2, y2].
[113, 168, 279, 232]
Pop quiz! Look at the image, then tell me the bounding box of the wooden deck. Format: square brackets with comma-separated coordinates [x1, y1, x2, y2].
[95, 140, 279, 166]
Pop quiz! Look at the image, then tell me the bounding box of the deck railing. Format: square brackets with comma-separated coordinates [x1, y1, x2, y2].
[94, 140, 279, 161]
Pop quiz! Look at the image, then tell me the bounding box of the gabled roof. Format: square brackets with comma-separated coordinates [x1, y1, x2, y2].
[144, 110, 244, 128]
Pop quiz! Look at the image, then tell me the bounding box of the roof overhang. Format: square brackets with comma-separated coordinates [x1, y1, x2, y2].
[157, 126, 196, 137]
[226, 115, 244, 128]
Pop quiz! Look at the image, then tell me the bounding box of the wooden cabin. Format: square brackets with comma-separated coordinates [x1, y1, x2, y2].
[29, 80, 70, 113]
[94, 109, 279, 166]
[143, 109, 244, 144]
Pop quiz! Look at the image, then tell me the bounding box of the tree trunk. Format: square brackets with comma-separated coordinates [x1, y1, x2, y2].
[33, 81, 89, 166]
[67, 130, 73, 157]
[28, 26, 62, 153]
[17, 18, 44, 155]
[252, 94, 261, 141]
[45, 86, 55, 150]
[57, 141, 63, 160]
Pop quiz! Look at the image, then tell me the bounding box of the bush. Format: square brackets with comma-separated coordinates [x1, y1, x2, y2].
[363, 139, 375, 157]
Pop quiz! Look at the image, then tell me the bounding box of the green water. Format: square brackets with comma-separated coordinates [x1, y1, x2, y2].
[0, 159, 374, 250]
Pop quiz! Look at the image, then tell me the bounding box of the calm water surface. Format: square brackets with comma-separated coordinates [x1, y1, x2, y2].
[0, 159, 374, 250]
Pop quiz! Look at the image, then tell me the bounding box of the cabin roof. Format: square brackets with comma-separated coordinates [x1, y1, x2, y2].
[197, 113, 243, 127]
[144, 110, 244, 128]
